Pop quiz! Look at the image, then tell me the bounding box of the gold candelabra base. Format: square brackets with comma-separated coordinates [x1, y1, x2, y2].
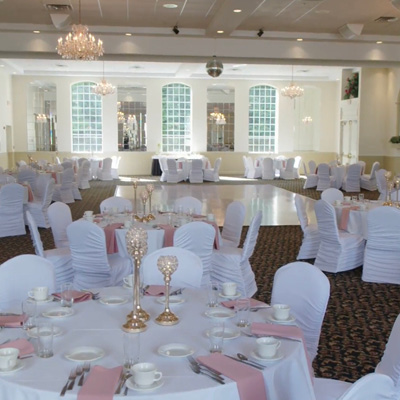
[383, 200, 393, 206]
[122, 316, 147, 333]
[147, 213, 156, 221]
[155, 310, 179, 326]
[127, 307, 150, 322]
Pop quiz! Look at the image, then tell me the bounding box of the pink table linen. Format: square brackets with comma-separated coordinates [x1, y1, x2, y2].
[78, 365, 123, 400]
[197, 353, 267, 400]
[0, 315, 28, 328]
[145, 285, 166, 296]
[158, 224, 176, 247]
[103, 223, 124, 254]
[0, 338, 34, 357]
[339, 206, 359, 230]
[52, 291, 92, 303]
[221, 299, 270, 309]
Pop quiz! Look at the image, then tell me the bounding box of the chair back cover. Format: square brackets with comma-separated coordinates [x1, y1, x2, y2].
[285, 158, 295, 172]
[53, 167, 75, 203]
[61, 161, 73, 170]
[0, 183, 25, 237]
[243, 155, 249, 177]
[314, 199, 341, 246]
[78, 157, 88, 166]
[294, 194, 309, 231]
[142, 247, 203, 288]
[262, 158, 275, 180]
[0, 255, 56, 310]
[17, 169, 37, 193]
[342, 163, 362, 192]
[26, 210, 45, 257]
[241, 210, 262, 263]
[189, 159, 204, 183]
[174, 196, 202, 215]
[48, 201, 72, 248]
[309, 160, 317, 174]
[271, 261, 330, 361]
[321, 188, 344, 204]
[356, 160, 366, 175]
[100, 196, 133, 213]
[369, 161, 380, 179]
[376, 169, 388, 197]
[77, 160, 91, 189]
[316, 163, 332, 191]
[221, 201, 245, 247]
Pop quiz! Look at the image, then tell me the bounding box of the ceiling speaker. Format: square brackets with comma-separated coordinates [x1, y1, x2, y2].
[338, 24, 364, 40]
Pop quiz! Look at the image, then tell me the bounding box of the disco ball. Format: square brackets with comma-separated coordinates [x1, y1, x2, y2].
[206, 56, 223, 78]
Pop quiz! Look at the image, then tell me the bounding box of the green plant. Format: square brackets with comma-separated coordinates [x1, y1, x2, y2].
[389, 136, 400, 144]
[344, 73, 359, 99]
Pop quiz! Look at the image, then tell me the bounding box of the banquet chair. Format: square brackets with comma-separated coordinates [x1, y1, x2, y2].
[376, 169, 392, 201]
[25, 177, 54, 228]
[221, 201, 245, 248]
[0, 174, 15, 184]
[204, 158, 222, 182]
[261, 157, 275, 180]
[342, 163, 362, 192]
[293, 155, 302, 179]
[279, 157, 296, 180]
[357, 160, 366, 175]
[100, 196, 133, 214]
[174, 221, 215, 287]
[328, 160, 338, 168]
[316, 163, 336, 191]
[52, 168, 75, 204]
[360, 161, 380, 191]
[174, 196, 202, 215]
[61, 161, 73, 170]
[78, 157, 88, 167]
[111, 155, 121, 179]
[211, 211, 262, 298]
[77, 160, 91, 189]
[0, 183, 26, 237]
[189, 159, 204, 183]
[321, 188, 344, 204]
[271, 261, 330, 362]
[159, 157, 168, 182]
[0, 255, 56, 310]
[97, 157, 113, 181]
[90, 159, 101, 180]
[166, 158, 185, 183]
[17, 168, 37, 196]
[142, 247, 203, 288]
[246, 156, 262, 179]
[26, 210, 73, 292]
[67, 220, 132, 290]
[314, 200, 365, 273]
[48, 201, 72, 249]
[362, 206, 400, 284]
[17, 160, 27, 168]
[309, 160, 317, 174]
[294, 195, 320, 260]
[242, 155, 249, 177]
[303, 164, 318, 189]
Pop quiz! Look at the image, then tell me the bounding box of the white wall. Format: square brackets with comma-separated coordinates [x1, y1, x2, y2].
[0, 68, 13, 154]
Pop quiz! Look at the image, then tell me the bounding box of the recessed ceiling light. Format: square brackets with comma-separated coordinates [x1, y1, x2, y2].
[376, 40, 383, 44]
[233, 9, 242, 13]
[33, 30, 40, 34]
[217, 30, 224, 34]
[297, 38, 303, 42]
[125, 33, 132, 36]
[163, 3, 178, 8]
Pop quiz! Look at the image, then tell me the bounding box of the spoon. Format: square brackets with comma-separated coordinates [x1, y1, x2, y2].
[237, 353, 266, 369]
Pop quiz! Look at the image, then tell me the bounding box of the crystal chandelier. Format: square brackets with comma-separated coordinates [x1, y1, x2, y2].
[117, 111, 125, 123]
[36, 114, 48, 123]
[302, 116, 313, 124]
[209, 112, 226, 125]
[281, 66, 304, 99]
[56, 0, 104, 60]
[92, 62, 115, 96]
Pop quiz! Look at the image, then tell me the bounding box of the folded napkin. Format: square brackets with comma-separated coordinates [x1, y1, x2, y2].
[251, 322, 313, 381]
[103, 223, 124, 254]
[221, 299, 270, 309]
[78, 365, 123, 400]
[339, 206, 359, 231]
[158, 224, 176, 247]
[197, 353, 267, 400]
[0, 338, 35, 357]
[144, 285, 166, 296]
[0, 314, 28, 328]
[53, 291, 92, 303]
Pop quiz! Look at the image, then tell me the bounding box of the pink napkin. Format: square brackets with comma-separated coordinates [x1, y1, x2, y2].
[159, 224, 176, 247]
[197, 353, 267, 400]
[53, 291, 92, 303]
[251, 322, 313, 381]
[19, 183, 34, 202]
[192, 214, 206, 219]
[339, 206, 359, 230]
[0, 315, 28, 328]
[103, 223, 124, 254]
[145, 285, 166, 296]
[0, 338, 35, 357]
[203, 221, 220, 249]
[51, 172, 58, 183]
[221, 299, 270, 309]
[78, 365, 123, 400]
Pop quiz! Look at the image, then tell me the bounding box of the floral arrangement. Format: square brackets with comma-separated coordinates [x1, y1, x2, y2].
[344, 73, 359, 99]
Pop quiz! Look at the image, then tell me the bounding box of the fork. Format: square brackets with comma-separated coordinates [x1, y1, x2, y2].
[67, 366, 79, 390]
[60, 369, 76, 397]
[78, 362, 90, 386]
[187, 355, 222, 377]
[188, 363, 225, 384]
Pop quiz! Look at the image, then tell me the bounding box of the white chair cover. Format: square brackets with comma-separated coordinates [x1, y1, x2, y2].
[204, 158, 221, 182]
[25, 178, 55, 228]
[271, 261, 330, 362]
[243, 155, 249, 177]
[52, 168, 75, 204]
[174, 196, 202, 215]
[303, 167, 318, 189]
[0, 174, 16, 184]
[48, 201, 72, 249]
[142, 247, 203, 288]
[0, 183, 25, 237]
[376, 169, 393, 201]
[78, 157, 88, 167]
[173, 222, 215, 287]
[67, 220, 132, 289]
[317, 163, 336, 191]
[261, 158, 275, 180]
[279, 157, 296, 180]
[293, 156, 302, 179]
[159, 157, 168, 182]
[17, 169, 37, 196]
[221, 201, 245, 248]
[61, 161, 73, 170]
[246, 157, 262, 179]
[302, 161, 308, 176]
[189, 159, 204, 183]
[97, 157, 113, 181]
[360, 161, 380, 191]
[0, 255, 56, 310]
[77, 160, 91, 189]
[111, 156, 121, 179]
[100, 196, 133, 213]
[356, 160, 366, 175]
[328, 160, 338, 168]
[321, 188, 344, 204]
[342, 163, 362, 193]
[309, 160, 317, 174]
[362, 207, 400, 284]
[314, 200, 365, 273]
[294, 194, 320, 260]
[166, 159, 185, 183]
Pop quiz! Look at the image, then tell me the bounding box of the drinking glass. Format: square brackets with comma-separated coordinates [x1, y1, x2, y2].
[21, 299, 36, 330]
[235, 298, 250, 327]
[37, 322, 54, 358]
[123, 332, 140, 371]
[207, 282, 219, 308]
[208, 322, 225, 353]
[60, 283, 74, 308]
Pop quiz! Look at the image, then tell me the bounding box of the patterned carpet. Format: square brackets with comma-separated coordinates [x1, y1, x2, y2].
[1, 176, 395, 383]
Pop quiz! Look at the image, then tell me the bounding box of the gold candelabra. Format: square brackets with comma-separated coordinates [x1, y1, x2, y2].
[396, 178, 400, 208]
[146, 184, 155, 221]
[155, 256, 179, 326]
[132, 178, 139, 214]
[383, 171, 393, 206]
[122, 227, 149, 333]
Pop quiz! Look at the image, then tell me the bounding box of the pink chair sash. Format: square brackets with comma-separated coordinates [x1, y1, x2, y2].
[339, 206, 359, 231]
[103, 223, 124, 254]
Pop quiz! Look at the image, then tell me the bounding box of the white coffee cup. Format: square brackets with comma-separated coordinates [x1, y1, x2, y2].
[344, 196, 351, 202]
[256, 337, 281, 359]
[123, 274, 134, 287]
[0, 348, 19, 371]
[28, 286, 48, 301]
[272, 304, 291, 321]
[222, 282, 237, 296]
[334, 199, 341, 206]
[84, 210, 93, 217]
[131, 362, 162, 387]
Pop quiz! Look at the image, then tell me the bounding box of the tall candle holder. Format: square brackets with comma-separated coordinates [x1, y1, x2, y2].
[155, 255, 179, 326]
[396, 178, 400, 208]
[146, 184, 155, 221]
[132, 178, 139, 214]
[122, 227, 149, 333]
[140, 191, 148, 221]
[383, 171, 393, 206]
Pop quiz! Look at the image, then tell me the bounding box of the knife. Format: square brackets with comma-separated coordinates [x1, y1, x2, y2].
[225, 355, 265, 370]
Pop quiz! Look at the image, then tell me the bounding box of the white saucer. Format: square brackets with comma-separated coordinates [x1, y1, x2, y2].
[158, 343, 194, 357]
[156, 296, 185, 305]
[205, 327, 240, 340]
[219, 292, 241, 299]
[28, 295, 54, 303]
[42, 307, 74, 318]
[27, 325, 63, 338]
[250, 350, 284, 362]
[0, 360, 24, 375]
[266, 315, 296, 324]
[205, 308, 235, 320]
[65, 346, 105, 362]
[99, 296, 128, 306]
[126, 377, 164, 392]
[123, 284, 133, 290]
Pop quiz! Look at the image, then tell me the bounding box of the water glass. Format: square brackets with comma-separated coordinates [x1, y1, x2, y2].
[235, 298, 250, 327]
[207, 282, 219, 308]
[21, 299, 36, 330]
[208, 322, 225, 353]
[358, 194, 364, 202]
[60, 283, 74, 308]
[123, 332, 140, 370]
[37, 322, 54, 358]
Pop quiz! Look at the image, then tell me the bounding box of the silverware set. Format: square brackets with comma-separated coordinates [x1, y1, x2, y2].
[115, 371, 132, 395]
[225, 354, 265, 370]
[240, 330, 301, 342]
[187, 355, 225, 384]
[60, 363, 91, 396]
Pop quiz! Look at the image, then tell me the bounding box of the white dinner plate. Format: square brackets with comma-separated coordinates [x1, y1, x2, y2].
[205, 308, 235, 320]
[158, 343, 194, 358]
[266, 315, 296, 324]
[42, 307, 74, 318]
[65, 346, 105, 362]
[250, 350, 284, 362]
[99, 296, 128, 306]
[0, 360, 24, 375]
[156, 296, 185, 305]
[125, 377, 164, 392]
[28, 295, 54, 304]
[218, 292, 241, 299]
[205, 327, 240, 340]
[27, 325, 63, 338]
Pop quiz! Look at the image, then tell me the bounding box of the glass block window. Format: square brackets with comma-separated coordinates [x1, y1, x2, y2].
[248, 85, 277, 153]
[162, 83, 191, 153]
[71, 82, 102, 153]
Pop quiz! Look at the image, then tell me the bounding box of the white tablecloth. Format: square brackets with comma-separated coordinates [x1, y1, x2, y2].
[0, 287, 315, 400]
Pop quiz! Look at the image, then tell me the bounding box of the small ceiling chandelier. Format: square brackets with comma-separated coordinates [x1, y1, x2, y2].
[281, 66, 304, 99]
[302, 116, 313, 124]
[117, 111, 125, 123]
[36, 114, 48, 123]
[56, 0, 104, 60]
[209, 112, 226, 125]
[92, 62, 115, 96]
[206, 56, 223, 78]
